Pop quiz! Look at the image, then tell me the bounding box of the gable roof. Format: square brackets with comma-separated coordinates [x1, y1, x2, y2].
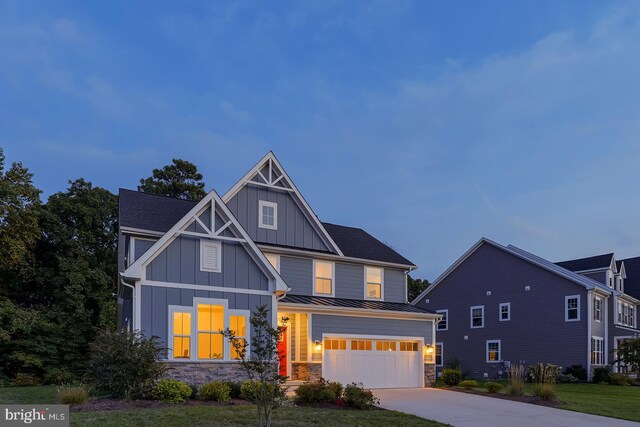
[555, 253, 616, 273]
[411, 238, 612, 304]
[621, 257, 640, 300]
[222, 152, 343, 256]
[322, 222, 415, 267]
[122, 188, 289, 293]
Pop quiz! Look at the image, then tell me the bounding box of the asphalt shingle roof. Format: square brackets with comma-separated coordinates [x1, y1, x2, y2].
[280, 294, 434, 314]
[555, 253, 614, 272]
[119, 189, 414, 266]
[621, 257, 640, 300]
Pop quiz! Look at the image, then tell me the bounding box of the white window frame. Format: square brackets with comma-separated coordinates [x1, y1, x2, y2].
[364, 266, 384, 301]
[486, 340, 501, 363]
[470, 305, 484, 329]
[168, 305, 195, 361]
[228, 308, 251, 360]
[313, 260, 335, 297]
[435, 342, 444, 367]
[593, 296, 602, 322]
[200, 240, 222, 272]
[565, 295, 580, 322]
[258, 200, 278, 230]
[591, 336, 604, 366]
[264, 253, 280, 273]
[436, 309, 448, 331]
[499, 303, 510, 322]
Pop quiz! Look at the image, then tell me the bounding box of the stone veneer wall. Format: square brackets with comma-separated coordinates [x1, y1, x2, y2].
[163, 362, 249, 386]
[424, 363, 436, 387]
[290, 362, 322, 382]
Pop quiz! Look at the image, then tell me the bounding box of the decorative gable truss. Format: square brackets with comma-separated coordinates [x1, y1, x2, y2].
[122, 188, 289, 293]
[223, 152, 343, 256]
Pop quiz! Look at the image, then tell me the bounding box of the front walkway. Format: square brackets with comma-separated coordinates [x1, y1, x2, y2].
[374, 388, 639, 427]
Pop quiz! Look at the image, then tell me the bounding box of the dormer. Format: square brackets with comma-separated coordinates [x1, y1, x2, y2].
[615, 260, 626, 293]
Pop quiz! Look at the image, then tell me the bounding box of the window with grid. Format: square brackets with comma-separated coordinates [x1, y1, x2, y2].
[314, 261, 334, 295]
[436, 310, 448, 330]
[197, 304, 224, 360]
[435, 344, 443, 366]
[399, 342, 418, 351]
[375, 341, 397, 351]
[471, 306, 484, 328]
[350, 340, 372, 351]
[566, 296, 579, 321]
[499, 303, 510, 321]
[172, 312, 191, 359]
[591, 337, 604, 365]
[258, 200, 277, 229]
[325, 339, 346, 350]
[486, 340, 500, 362]
[229, 315, 247, 360]
[593, 297, 601, 322]
[365, 267, 383, 299]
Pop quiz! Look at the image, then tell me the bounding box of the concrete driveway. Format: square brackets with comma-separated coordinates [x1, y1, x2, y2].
[374, 388, 639, 427]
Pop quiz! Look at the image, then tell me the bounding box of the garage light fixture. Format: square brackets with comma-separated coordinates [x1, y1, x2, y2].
[314, 340, 322, 352]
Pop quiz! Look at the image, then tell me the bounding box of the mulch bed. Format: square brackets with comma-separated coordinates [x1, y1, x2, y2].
[445, 387, 563, 408]
[71, 398, 251, 412]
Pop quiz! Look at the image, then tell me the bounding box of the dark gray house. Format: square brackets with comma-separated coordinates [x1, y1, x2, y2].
[117, 152, 440, 388]
[412, 238, 640, 380]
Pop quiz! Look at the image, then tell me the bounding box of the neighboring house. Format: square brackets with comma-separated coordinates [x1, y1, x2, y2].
[412, 238, 640, 380]
[117, 152, 440, 388]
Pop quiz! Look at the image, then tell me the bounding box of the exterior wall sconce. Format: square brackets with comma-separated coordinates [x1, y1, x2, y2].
[314, 340, 322, 352]
[425, 345, 434, 355]
[424, 344, 435, 363]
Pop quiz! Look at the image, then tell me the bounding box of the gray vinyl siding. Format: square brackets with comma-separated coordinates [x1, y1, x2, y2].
[134, 238, 156, 262]
[334, 263, 364, 300]
[226, 185, 330, 252]
[384, 268, 406, 303]
[582, 271, 607, 286]
[311, 314, 434, 344]
[140, 284, 273, 357]
[416, 243, 588, 378]
[280, 256, 313, 295]
[590, 294, 606, 348]
[145, 235, 269, 291]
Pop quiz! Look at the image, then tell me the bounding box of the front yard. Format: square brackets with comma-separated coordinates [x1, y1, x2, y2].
[0, 386, 445, 427]
[446, 381, 640, 422]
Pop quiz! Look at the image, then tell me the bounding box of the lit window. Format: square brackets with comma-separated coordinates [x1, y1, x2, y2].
[486, 340, 501, 363]
[565, 296, 580, 321]
[591, 337, 604, 365]
[325, 339, 346, 350]
[198, 304, 224, 359]
[258, 200, 277, 230]
[365, 267, 383, 300]
[229, 315, 247, 360]
[435, 343, 443, 366]
[350, 340, 372, 351]
[314, 261, 334, 296]
[399, 342, 418, 352]
[375, 341, 397, 351]
[265, 253, 279, 272]
[471, 306, 484, 328]
[173, 312, 191, 359]
[436, 310, 448, 330]
[499, 303, 510, 321]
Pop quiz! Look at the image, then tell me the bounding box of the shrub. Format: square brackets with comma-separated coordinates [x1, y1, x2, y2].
[507, 364, 525, 396]
[187, 384, 198, 400]
[592, 367, 611, 384]
[557, 374, 578, 383]
[44, 368, 76, 385]
[199, 381, 231, 402]
[532, 383, 557, 401]
[441, 368, 463, 386]
[152, 379, 192, 403]
[89, 330, 165, 399]
[57, 384, 90, 405]
[294, 379, 342, 404]
[240, 380, 285, 404]
[564, 365, 587, 381]
[485, 381, 503, 393]
[609, 373, 627, 386]
[226, 382, 242, 398]
[528, 363, 560, 384]
[343, 383, 379, 409]
[13, 373, 41, 386]
[444, 359, 461, 370]
[459, 380, 478, 390]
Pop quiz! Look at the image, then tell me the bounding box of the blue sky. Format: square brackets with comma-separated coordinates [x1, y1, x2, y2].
[2, 1, 640, 280]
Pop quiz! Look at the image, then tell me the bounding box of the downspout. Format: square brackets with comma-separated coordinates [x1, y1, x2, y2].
[119, 274, 135, 330]
[587, 290, 592, 381]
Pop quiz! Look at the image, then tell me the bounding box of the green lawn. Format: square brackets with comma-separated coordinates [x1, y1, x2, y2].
[0, 387, 444, 427]
[449, 381, 640, 422]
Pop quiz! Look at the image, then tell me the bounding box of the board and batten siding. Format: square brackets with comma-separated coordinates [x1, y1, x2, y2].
[416, 242, 589, 378]
[226, 185, 330, 252]
[145, 235, 269, 291]
[140, 284, 272, 356]
[311, 314, 434, 343]
[280, 255, 406, 303]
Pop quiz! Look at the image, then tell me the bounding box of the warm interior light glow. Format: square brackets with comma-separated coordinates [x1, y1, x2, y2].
[314, 340, 322, 352]
[425, 345, 434, 354]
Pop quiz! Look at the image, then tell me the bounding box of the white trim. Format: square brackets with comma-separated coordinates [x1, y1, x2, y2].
[565, 295, 581, 322]
[322, 332, 424, 341]
[135, 280, 142, 330]
[200, 240, 222, 272]
[278, 302, 441, 321]
[168, 305, 195, 361]
[593, 295, 602, 322]
[228, 308, 251, 361]
[486, 339, 501, 363]
[120, 226, 165, 237]
[264, 253, 280, 273]
[222, 152, 344, 256]
[295, 313, 301, 362]
[364, 266, 384, 301]
[604, 297, 609, 365]
[307, 313, 313, 363]
[470, 305, 484, 329]
[313, 259, 335, 297]
[590, 336, 604, 366]
[258, 200, 278, 230]
[586, 292, 592, 376]
[435, 342, 444, 367]
[139, 279, 273, 296]
[436, 309, 448, 331]
[499, 302, 511, 322]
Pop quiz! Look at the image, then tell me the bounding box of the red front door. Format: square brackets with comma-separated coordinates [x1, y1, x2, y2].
[278, 326, 288, 377]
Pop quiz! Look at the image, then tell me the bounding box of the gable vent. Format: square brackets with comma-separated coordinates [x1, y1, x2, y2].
[200, 241, 222, 272]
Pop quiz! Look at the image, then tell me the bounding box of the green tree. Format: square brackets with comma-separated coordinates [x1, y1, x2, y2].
[0, 148, 41, 299]
[614, 338, 640, 377]
[407, 275, 431, 302]
[138, 159, 206, 200]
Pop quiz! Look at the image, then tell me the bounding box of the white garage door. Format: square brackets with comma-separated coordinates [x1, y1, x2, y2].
[322, 337, 423, 388]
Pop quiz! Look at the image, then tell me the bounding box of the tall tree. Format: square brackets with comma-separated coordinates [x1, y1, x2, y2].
[0, 148, 41, 298]
[138, 159, 206, 200]
[407, 275, 431, 302]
